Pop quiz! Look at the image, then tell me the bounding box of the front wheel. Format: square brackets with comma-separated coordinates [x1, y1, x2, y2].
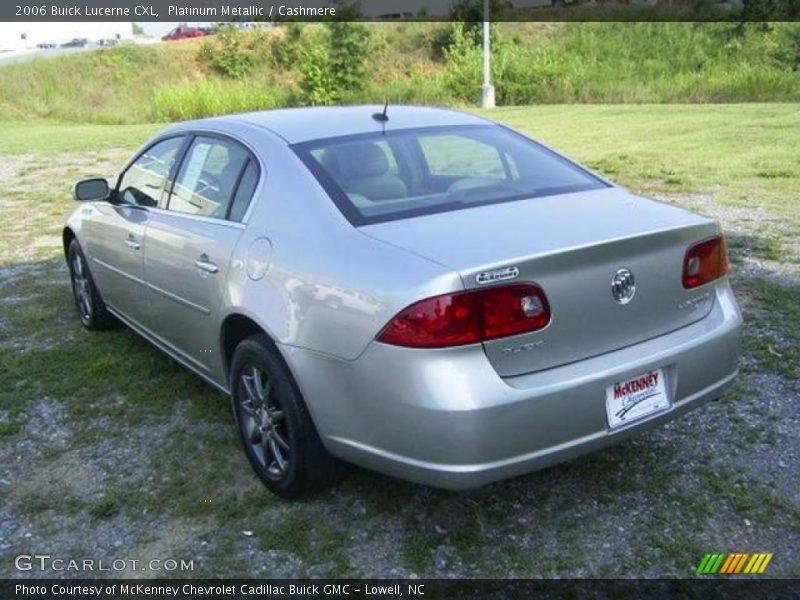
[230, 334, 344, 498]
[67, 239, 117, 330]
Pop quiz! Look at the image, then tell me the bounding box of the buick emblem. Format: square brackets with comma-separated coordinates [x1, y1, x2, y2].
[611, 268, 636, 304]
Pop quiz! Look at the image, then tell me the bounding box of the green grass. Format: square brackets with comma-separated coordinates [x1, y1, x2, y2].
[1, 103, 797, 219]
[0, 43, 200, 124]
[1, 23, 799, 124]
[741, 279, 800, 378]
[402, 530, 440, 574]
[0, 421, 22, 436]
[479, 103, 800, 216]
[88, 494, 121, 519]
[0, 122, 159, 155]
[153, 79, 286, 122]
[7, 105, 796, 216]
[447, 22, 800, 106]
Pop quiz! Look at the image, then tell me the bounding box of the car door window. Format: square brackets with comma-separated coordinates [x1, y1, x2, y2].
[117, 137, 184, 208]
[228, 160, 258, 222]
[168, 136, 249, 219]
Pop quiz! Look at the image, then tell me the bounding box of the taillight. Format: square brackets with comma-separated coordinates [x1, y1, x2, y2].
[683, 235, 729, 289]
[377, 283, 551, 348]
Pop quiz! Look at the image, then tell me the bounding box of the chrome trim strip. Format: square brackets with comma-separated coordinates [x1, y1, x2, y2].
[145, 281, 211, 316]
[91, 257, 146, 286]
[105, 305, 229, 395]
[146, 206, 246, 229]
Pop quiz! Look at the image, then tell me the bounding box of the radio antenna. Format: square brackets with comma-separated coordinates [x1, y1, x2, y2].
[372, 100, 389, 123]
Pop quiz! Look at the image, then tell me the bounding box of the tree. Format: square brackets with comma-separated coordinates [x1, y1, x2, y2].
[330, 0, 364, 20]
[450, 0, 506, 46]
[326, 22, 371, 94]
[299, 42, 338, 105]
[742, 0, 786, 20]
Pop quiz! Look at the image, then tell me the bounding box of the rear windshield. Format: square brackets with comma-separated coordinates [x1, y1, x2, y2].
[292, 124, 608, 226]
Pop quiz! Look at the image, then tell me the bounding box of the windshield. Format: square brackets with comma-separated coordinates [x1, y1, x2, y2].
[292, 124, 608, 226]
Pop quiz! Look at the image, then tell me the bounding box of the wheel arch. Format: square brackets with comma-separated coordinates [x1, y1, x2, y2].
[219, 312, 332, 438]
[62, 227, 77, 260]
[220, 313, 283, 383]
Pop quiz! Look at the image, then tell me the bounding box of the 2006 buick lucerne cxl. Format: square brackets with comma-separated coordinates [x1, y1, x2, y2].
[64, 106, 742, 497]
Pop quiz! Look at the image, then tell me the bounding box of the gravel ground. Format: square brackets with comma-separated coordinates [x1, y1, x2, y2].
[0, 153, 798, 579]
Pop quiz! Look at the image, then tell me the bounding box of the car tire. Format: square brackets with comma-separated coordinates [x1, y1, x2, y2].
[230, 334, 345, 498]
[67, 238, 117, 330]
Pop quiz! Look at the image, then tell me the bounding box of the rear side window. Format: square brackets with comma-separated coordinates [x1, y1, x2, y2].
[117, 137, 184, 208]
[168, 136, 249, 219]
[228, 160, 258, 222]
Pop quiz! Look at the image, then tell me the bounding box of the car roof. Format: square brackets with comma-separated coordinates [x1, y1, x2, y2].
[174, 105, 493, 145]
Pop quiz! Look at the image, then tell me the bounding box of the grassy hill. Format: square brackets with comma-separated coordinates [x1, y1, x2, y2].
[1, 22, 799, 124]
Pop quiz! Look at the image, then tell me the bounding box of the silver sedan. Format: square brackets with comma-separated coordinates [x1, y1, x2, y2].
[65, 106, 742, 497]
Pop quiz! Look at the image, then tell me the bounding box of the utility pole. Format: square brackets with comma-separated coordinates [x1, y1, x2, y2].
[480, 0, 495, 108]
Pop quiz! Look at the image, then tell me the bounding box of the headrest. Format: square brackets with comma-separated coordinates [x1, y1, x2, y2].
[322, 142, 390, 180]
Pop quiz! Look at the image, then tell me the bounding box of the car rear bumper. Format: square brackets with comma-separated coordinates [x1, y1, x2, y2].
[284, 280, 742, 490]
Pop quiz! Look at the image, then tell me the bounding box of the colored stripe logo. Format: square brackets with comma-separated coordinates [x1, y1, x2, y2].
[697, 552, 773, 574]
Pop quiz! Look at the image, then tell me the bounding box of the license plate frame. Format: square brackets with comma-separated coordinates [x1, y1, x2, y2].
[606, 368, 671, 429]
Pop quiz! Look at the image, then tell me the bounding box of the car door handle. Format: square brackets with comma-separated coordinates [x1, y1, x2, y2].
[125, 239, 141, 250]
[195, 255, 219, 274]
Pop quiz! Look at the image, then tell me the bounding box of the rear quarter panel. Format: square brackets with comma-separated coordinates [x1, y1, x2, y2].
[221, 125, 462, 362]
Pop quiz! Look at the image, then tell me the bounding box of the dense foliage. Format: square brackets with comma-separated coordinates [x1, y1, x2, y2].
[298, 22, 372, 105]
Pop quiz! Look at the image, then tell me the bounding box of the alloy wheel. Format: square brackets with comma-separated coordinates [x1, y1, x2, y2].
[238, 364, 290, 479]
[70, 252, 92, 322]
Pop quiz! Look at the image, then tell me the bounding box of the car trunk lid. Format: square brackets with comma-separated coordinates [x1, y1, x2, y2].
[360, 188, 721, 377]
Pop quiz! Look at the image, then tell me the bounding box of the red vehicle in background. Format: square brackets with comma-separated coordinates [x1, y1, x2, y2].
[162, 25, 206, 41]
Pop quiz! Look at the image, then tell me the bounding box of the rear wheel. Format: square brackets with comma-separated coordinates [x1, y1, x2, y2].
[67, 239, 116, 330]
[230, 334, 344, 498]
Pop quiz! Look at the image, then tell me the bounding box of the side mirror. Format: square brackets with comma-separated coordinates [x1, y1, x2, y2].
[74, 178, 110, 202]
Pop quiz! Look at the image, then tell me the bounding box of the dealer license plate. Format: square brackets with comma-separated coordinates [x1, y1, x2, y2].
[606, 368, 670, 429]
